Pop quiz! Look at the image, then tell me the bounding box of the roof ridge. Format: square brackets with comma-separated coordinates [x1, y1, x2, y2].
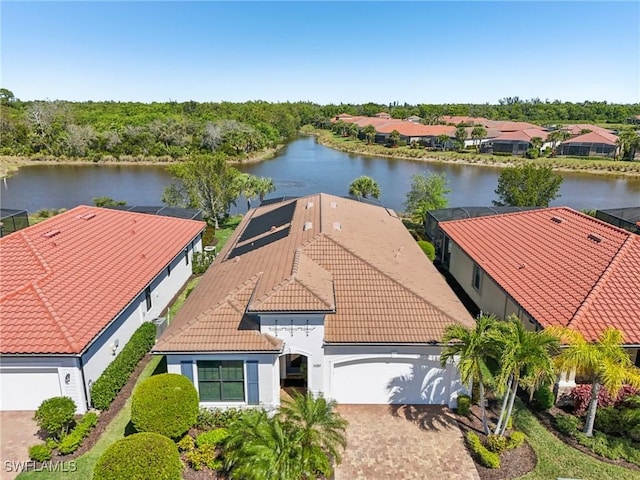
[569, 235, 637, 328]
[319, 235, 459, 323]
[292, 277, 334, 311]
[31, 283, 81, 352]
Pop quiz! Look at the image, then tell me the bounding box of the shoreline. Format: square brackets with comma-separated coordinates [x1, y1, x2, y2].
[307, 129, 640, 179]
[0, 145, 285, 178]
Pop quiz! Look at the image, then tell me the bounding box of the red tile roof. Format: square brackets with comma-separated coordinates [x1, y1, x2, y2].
[0, 206, 205, 354]
[440, 208, 640, 344]
[154, 194, 474, 353]
[561, 131, 618, 145]
[492, 128, 549, 142]
[442, 116, 490, 125]
[376, 123, 456, 137]
[485, 120, 542, 132]
[560, 124, 614, 136]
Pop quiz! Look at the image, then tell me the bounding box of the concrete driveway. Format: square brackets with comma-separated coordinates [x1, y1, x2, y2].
[0, 411, 40, 480]
[334, 405, 480, 480]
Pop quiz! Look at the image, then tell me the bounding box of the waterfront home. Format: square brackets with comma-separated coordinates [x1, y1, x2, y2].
[484, 128, 550, 155]
[0, 206, 205, 412]
[557, 130, 619, 158]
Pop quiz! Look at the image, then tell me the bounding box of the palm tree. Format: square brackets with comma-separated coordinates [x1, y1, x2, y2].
[616, 128, 640, 160]
[362, 124, 377, 144]
[348, 175, 381, 199]
[389, 130, 401, 147]
[440, 315, 499, 435]
[471, 126, 487, 152]
[436, 134, 450, 151]
[547, 327, 640, 437]
[346, 123, 359, 139]
[492, 317, 559, 436]
[547, 130, 570, 156]
[238, 173, 258, 210]
[279, 391, 348, 471]
[530, 136, 544, 156]
[254, 177, 276, 203]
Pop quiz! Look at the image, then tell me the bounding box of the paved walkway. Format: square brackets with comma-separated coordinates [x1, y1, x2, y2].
[334, 405, 480, 480]
[0, 411, 40, 480]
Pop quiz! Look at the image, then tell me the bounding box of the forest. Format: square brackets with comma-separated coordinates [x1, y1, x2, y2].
[1, 88, 639, 160]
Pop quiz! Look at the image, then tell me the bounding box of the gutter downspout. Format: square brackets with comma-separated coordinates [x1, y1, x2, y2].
[78, 355, 91, 412]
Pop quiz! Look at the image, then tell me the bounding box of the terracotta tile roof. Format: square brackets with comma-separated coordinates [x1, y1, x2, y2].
[154, 194, 474, 352]
[376, 123, 456, 137]
[492, 128, 549, 142]
[0, 206, 205, 354]
[442, 116, 490, 125]
[560, 131, 618, 145]
[560, 124, 614, 136]
[440, 208, 640, 343]
[485, 120, 542, 132]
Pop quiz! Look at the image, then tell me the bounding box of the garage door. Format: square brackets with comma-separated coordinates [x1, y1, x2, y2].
[0, 368, 62, 410]
[331, 358, 449, 405]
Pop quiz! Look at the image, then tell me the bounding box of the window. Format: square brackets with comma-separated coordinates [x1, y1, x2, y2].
[145, 287, 152, 310]
[472, 264, 482, 291]
[185, 247, 189, 265]
[197, 361, 244, 402]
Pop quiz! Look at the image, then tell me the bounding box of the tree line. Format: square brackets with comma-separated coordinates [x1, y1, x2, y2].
[1, 88, 638, 159]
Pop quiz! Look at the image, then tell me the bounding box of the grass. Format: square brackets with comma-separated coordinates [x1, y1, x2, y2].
[513, 402, 639, 480]
[167, 277, 201, 323]
[215, 215, 242, 251]
[17, 355, 164, 479]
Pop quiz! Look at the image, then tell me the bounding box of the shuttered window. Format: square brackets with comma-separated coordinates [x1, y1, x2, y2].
[197, 361, 244, 402]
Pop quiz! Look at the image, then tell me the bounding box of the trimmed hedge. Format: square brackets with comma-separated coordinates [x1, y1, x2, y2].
[93, 432, 182, 480]
[91, 322, 156, 410]
[417, 240, 436, 261]
[29, 444, 52, 462]
[486, 434, 509, 454]
[466, 432, 500, 468]
[457, 395, 471, 416]
[58, 412, 98, 455]
[131, 373, 198, 439]
[34, 397, 76, 439]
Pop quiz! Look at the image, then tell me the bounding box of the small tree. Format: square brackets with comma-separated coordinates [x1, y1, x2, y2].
[93, 197, 126, 207]
[436, 134, 450, 151]
[362, 124, 376, 144]
[34, 397, 76, 439]
[617, 128, 640, 160]
[547, 130, 570, 156]
[348, 176, 381, 199]
[404, 172, 450, 222]
[455, 126, 467, 150]
[471, 126, 487, 152]
[493, 163, 563, 207]
[389, 130, 401, 147]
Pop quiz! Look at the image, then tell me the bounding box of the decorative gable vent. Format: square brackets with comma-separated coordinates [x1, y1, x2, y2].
[587, 233, 602, 243]
[42, 230, 61, 239]
[550, 216, 564, 224]
[303, 222, 313, 231]
[305, 202, 314, 209]
[333, 222, 341, 231]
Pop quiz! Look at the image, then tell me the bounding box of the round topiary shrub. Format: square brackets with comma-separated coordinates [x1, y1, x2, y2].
[29, 444, 52, 462]
[417, 240, 436, 261]
[93, 432, 181, 480]
[131, 373, 198, 439]
[34, 396, 76, 439]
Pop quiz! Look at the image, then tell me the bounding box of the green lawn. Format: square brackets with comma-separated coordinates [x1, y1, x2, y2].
[215, 215, 242, 251]
[514, 402, 639, 480]
[167, 277, 201, 322]
[17, 357, 164, 479]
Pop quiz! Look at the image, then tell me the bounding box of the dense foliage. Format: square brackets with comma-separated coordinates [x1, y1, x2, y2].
[2, 93, 638, 159]
[93, 432, 182, 480]
[570, 383, 638, 416]
[457, 394, 471, 416]
[58, 411, 99, 454]
[34, 397, 76, 439]
[417, 240, 436, 261]
[466, 431, 501, 468]
[28, 444, 53, 462]
[404, 172, 450, 221]
[348, 175, 381, 199]
[131, 373, 199, 439]
[493, 163, 563, 207]
[90, 322, 156, 410]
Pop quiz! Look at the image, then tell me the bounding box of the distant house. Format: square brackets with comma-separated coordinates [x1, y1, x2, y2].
[375, 123, 456, 146]
[626, 115, 640, 125]
[405, 115, 422, 123]
[0, 206, 205, 412]
[374, 112, 391, 119]
[486, 128, 549, 155]
[557, 131, 618, 158]
[437, 207, 640, 391]
[153, 194, 474, 409]
[559, 124, 614, 137]
[442, 116, 490, 126]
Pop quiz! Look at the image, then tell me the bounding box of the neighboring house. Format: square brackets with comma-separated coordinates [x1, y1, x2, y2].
[596, 207, 640, 235]
[442, 116, 490, 126]
[0, 209, 29, 237]
[557, 131, 619, 158]
[462, 127, 502, 149]
[153, 194, 475, 410]
[375, 123, 456, 146]
[437, 207, 640, 391]
[484, 120, 542, 132]
[486, 128, 550, 155]
[405, 115, 422, 123]
[559, 124, 614, 137]
[374, 112, 391, 119]
[0, 206, 205, 412]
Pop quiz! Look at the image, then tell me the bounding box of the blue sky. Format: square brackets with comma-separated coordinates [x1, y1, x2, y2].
[2, 1, 639, 104]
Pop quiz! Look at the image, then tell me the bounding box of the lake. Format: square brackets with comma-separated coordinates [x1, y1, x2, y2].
[2, 136, 639, 214]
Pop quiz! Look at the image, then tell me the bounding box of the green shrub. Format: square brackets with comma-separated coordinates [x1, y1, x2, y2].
[595, 406, 623, 436]
[184, 444, 222, 471]
[196, 407, 245, 429]
[555, 414, 580, 436]
[34, 397, 76, 439]
[192, 251, 215, 275]
[29, 444, 52, 462]
[532, 384, 555, 411]
[131, 373, 198, 439]
[45, 438, 59, 450]
[91, 322, 156, 410]
[93, 432, 182, 480]
[196, 428, 229, 448]
[466, 432, 500, 469]
[457, 395, 471, 416]
[507, 431, 526, 449]
[177, 434, 196, 452]
[417, 240, 436, 261]
[486, 434, 509, 454]
[58, 412, 98, 455]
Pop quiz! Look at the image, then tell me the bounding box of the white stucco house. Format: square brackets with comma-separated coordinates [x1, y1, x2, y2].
[438, 207, 640, 391]
[0, 206, 205, 412]
[153, 194, 475, 410]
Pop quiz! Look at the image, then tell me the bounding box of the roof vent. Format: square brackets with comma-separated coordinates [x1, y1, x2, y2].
[333, 222, 342, 231]
[330, 202, 338, 209]
[305, 202, 314, 209]
[550, 216, 564, 224]
[76, 212, 96, 220]
[42, 230, 61, 239]
[303, 221, 313, 231]
[587, 233, 602, 243]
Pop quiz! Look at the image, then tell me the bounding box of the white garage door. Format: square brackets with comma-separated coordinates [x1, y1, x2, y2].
[331, 358, 449, 405]
[0, 368, 62, 410]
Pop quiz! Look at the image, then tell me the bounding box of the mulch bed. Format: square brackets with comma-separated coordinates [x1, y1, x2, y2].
[52, 353, 155, 460]
[534, 406, 640, 472]
[455, 403, 536, 480]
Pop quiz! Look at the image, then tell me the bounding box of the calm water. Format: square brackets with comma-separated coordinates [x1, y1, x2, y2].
[2, 136, 639, 213]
